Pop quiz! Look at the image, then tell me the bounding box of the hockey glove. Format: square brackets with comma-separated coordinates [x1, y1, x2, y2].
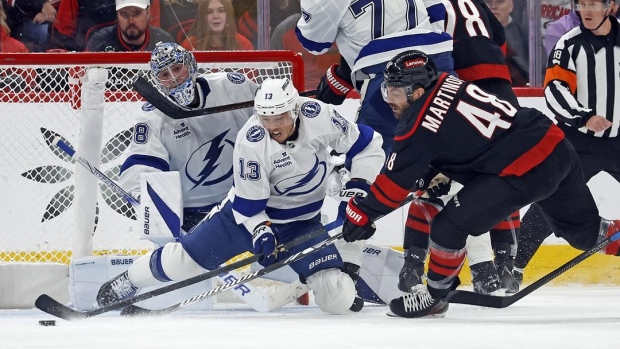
[426, 176, 452, 198]
[252, 221, 278, 267]
[316, 64, 354, 105]
[337, 178, 371, 222]
[342, 198, 376, 242]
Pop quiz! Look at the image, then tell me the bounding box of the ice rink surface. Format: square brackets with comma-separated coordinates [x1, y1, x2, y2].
[1, 286, 618, 349]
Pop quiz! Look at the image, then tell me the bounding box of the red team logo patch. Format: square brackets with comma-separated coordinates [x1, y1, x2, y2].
[404, 58, 426, 69]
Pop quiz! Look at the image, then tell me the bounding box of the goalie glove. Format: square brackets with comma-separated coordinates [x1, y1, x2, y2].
[252, 221, 278, 267]
[337, 178, 370, 222]
[316, 64, 354, 105]
[342, 198, 376, 242]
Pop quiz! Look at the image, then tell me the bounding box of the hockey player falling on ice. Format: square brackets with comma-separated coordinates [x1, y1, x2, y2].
[119, 41, 257, 232]
[340, 50, 620, 318]
[97, 78, 386, 314]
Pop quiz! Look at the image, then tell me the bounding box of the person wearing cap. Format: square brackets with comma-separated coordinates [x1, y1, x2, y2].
[86, 0, 173, 52]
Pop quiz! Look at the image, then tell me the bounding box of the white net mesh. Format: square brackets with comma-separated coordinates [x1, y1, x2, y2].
[0, 51, 302, 265]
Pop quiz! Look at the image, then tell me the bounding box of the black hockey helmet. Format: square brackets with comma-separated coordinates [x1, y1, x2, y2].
[383, 50, 438, 91]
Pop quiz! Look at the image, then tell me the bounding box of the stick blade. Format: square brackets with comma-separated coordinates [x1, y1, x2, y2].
[120, 305, 150, 317]
[446, 290, 511, 308]
[35, 294, 90, 320]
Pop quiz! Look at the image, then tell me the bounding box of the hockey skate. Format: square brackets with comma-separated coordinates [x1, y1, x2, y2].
[342, 262, 364, 312]
[470, 261, 501, 295]
[513, 267, 524, 286]
[96, 271, 140, 307]
[494, 243, 519, 294]
[388, 284, 448, 318]
[398, 246, 426, 292]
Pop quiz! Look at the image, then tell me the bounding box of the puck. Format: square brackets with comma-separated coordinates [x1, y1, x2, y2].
[39, 320, 56, 327]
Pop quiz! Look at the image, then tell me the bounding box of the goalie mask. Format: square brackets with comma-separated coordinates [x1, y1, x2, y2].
[382, 50, 438, 102]
[150, 42, 198, 106]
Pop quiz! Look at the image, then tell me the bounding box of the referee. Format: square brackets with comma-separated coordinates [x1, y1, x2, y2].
[515, 0, 620, 281]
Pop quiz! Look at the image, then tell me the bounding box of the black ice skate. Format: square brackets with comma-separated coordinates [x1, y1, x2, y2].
[388, 285, 449, 318]
[96, 271, 140, 307]
[494, 243, 519, 294]
[470, 261, 501, 295]
[398, 246, 426, 292]
[342, 262, 364, 312]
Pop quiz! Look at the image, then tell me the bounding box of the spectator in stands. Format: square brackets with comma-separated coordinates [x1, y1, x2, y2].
[49, 0, 117, 51]
[86, 0, 173, 52]
[2, 0, 58, 52]
[180, 0, 252, 51]
[237, 0, 300, 48]
[157, 0, 198, 44]
[485, 0, 529, 86]
[0, 1, 28, 52]
[50, 0, 163, 52]
[270, 12, 338, 90]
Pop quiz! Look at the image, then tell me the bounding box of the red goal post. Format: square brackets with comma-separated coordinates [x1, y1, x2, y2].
[0, 50, 304, 267]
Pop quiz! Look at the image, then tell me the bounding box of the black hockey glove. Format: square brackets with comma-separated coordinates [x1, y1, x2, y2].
[414, 167, 451, 199]
[426, 178, 452, 198]
[342, 198, 376, 242]
[315, 63, 354, 105]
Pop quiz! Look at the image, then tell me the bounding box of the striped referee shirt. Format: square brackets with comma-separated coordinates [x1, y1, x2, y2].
[544, 17, 620, 138]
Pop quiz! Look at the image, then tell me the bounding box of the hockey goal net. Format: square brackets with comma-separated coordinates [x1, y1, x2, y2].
[0, 51, 303, 307]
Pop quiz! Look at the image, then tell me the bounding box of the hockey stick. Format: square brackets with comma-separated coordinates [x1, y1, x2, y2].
[120, 232, 346, 316]
[35, 226, 326, 320]
[132, 77, 317, 119]
[446, 230, 620, 308]
[54, 138, 140, 208]
[121, 194, 419, 317]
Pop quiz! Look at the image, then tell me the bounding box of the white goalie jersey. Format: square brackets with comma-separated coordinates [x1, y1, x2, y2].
[230, 97, 385, 231]
[119, 72, 258, 211]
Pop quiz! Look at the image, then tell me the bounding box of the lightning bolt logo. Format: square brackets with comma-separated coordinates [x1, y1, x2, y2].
[186, 130, 234, 189]
[274, 155, 326, 195]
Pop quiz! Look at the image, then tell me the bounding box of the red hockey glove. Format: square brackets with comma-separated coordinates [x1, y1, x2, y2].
[316, 64, 354, 105]
[342, 198, 376, 242]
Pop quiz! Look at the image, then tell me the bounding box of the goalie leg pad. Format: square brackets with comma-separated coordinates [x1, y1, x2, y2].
[129, 242, 205, 288]
[306, 268, 356, 315]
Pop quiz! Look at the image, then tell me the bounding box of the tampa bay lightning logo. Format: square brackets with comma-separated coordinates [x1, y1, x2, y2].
[300, 101, 321, 118]
[247, 125, 266, 142]
[227, 72, 246, 84]
[186, 130, 235, 189]
[274, 155, 327, 196]
[302, 8, 311, 22]
[141, 102, 156, 112]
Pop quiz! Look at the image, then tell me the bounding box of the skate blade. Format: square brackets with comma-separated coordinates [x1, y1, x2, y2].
[386, 310, 447, 318]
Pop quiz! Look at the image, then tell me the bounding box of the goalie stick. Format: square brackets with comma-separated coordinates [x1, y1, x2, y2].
[132, 77, 317, 119]
[35, 226, 325, 320]
[120, 194, 419, 317]
[445, 230, 620, 308]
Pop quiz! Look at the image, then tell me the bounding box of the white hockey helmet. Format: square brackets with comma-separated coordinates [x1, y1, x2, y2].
[150, 42, 198, 106]
[254, 78, 299, 120]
